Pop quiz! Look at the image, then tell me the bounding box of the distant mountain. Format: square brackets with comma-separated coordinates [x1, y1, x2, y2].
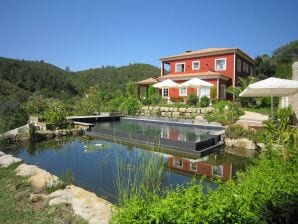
[0, 57, 79, 98]
[72, 63, 160, 95]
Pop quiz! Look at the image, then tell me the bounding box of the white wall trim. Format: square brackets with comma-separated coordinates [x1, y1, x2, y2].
[215, 58, 227, 71]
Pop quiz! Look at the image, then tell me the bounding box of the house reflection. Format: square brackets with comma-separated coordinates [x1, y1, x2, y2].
[167, 156, 232, 181]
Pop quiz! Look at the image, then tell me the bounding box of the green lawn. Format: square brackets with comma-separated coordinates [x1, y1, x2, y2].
[242, 107, 274, 115]
[0, 163, 86, 224]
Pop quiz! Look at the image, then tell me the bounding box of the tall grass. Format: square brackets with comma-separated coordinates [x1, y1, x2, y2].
[114, 144, 166, 206]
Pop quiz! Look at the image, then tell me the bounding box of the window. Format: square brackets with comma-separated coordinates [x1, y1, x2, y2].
[237, 58, 242, 72]
[215, 58, 226, 71]
[212, 165, 223, 177]
[162, 88, 169, 98]
[179, 87, 187, 96]
[220, 84, 226, 99]
[173, 159, 183, 168]
[190, 162, 197, 172]
[250, 66, 254, 75]
[243, 62, 249, 73]
[198, 87, 210, 98]
[192, 61, 200, 70]
[175, 63, 185, 72]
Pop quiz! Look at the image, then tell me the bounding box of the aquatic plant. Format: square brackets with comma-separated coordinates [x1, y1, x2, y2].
[114, 146, 165, 206]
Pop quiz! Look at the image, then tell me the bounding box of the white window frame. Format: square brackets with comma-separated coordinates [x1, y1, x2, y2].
[175, 63, 185, 72]
[192, 61, 200, 70]
[179, 87, 187, 96]
[220, 84, 226, 99]
[237, 58, 242, 72]
[162, 88, 169, 98]
[198, 87, 210, 98]
[212, 165, 223, 177]
[173, 159, 183, 168]
[215, 58, 227, 71]
[190, 162, 197, 172]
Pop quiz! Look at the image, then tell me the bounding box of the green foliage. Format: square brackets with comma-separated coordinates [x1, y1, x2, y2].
[204, 101, 244, 125]
[199, 96, 210, 108]
[225, 124, 254, 140]
[106, 96, 126, 112]
[112, 152, 298, 224]
[186, 93, 199, 106]
[210, 86, 217, 102]
[43, 101, 67, 128]
[255, 39, 298, 79]
[126, 82, 138, 98]
[120, 97, 141, 115]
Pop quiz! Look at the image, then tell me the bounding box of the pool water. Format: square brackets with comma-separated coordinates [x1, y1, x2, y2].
[93, 119, 214, 142]
[11, 138, 250, 204]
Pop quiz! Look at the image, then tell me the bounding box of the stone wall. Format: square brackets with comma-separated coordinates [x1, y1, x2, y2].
[140, 106, 213, 119]
[289, 62, 298, 121]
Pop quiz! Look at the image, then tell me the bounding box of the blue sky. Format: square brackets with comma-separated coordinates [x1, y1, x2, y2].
[0, 0, 297, 71]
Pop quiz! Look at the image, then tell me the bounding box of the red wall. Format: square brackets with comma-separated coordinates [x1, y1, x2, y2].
[167, 157, 231, 181]
[169, 53, 235, 80]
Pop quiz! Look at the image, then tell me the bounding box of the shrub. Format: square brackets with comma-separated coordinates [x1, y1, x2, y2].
[225, 124, 254, 140]
[186, 93, 199, 106]
[213, 100, 231, 111]
[204, 102, 244, 125]
[43, 101, 67, 128]
[106, 96, 126, 112]
[120, 97, 140, 115]
[199, 96, 210, 108]
[112, 152, 298, 224]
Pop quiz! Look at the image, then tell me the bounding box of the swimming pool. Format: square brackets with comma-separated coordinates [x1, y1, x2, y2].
[89, 117, 224, 155]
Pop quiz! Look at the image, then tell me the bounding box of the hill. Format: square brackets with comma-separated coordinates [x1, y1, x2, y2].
[0, 57, 79, 98]
[72, 63, 160, 95]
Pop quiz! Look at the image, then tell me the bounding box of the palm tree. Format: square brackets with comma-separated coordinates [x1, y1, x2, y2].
[227, 76, 258, 106]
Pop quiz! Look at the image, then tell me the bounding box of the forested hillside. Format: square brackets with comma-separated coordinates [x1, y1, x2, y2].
[72, 64, 159, 95]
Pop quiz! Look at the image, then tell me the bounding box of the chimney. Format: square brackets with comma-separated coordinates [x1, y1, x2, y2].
[185, 49, 192, 53]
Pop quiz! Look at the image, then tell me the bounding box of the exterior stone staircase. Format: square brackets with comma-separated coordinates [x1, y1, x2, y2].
[236, 111, 269, 128]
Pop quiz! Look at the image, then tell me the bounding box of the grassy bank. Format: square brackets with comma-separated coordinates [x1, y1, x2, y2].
[0, 163, 86, 224]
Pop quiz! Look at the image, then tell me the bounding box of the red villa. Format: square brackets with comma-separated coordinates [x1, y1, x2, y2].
[137, 48, 255, 101]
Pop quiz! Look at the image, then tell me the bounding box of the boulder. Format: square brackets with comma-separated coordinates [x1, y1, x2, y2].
[179, 108, 187, 112]
[225, 138, 257, 150]
[16, 164, 43, 177]
[16, 163, 61, 192]
[0, 151, 5, 156]
[172, 112, 181, 118]
[48, 185, 114, 224]
[0, 154, 22, 168]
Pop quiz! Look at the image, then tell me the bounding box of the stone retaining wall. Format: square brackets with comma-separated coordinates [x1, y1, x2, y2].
[140, 106, 213, 119]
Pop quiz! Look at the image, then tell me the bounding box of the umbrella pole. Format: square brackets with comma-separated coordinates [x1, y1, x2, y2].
[271, 95, 273, 119]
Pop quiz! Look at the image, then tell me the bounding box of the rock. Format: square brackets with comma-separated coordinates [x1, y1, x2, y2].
[225, 138, 257, 150]
[0, 154, 22, 168]
[16, 164, 43, 177]
[179, 108, 186, 112]
[48, 185, 114, 224]
[0, 151, 5, 156]
[29, 171, 61, 192]
[172, 112, 181, 118]
[29, 193, 48, 203]
[257, 143, 266, 151]
[16, 163, 61, 192]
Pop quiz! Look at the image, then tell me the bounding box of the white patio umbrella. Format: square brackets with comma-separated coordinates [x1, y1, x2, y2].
[239, 77, 298, 118]
[179, 77, 213, 88]
[153, 79, 179, 89]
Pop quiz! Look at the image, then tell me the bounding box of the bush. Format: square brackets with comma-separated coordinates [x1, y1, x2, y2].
[112, 152, 298, 224]
[199, 96, 210, 108]
[204, 102, 244, 125]
[106, 96, 126, 112]
[43, 101, 67, 128]
[120, 97, 140, 115]
[186, 93, 199, 106]
[225, 124, 254, 140]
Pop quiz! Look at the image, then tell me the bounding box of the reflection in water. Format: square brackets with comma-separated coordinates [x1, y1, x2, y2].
[94, 120, 212, 142]
[12, 138, 250, 203]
